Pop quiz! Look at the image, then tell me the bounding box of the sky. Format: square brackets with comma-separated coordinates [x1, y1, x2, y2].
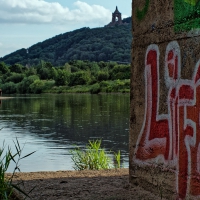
[0, 0, 132, 58]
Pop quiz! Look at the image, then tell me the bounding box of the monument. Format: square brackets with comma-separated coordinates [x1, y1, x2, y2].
[106, 6, 124, 27]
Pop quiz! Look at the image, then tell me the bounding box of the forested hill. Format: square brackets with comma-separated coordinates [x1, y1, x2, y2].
[0, 18, 132, 66]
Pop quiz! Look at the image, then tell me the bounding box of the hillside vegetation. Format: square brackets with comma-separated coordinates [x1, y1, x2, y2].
[0, 19, 132, 66]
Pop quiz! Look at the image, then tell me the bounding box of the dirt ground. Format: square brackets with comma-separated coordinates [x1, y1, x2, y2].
[8, 168, 165, 200]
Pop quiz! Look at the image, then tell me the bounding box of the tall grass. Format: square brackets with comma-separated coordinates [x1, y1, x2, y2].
[0, 138, 35, 200]
[71, 140, 121, 170]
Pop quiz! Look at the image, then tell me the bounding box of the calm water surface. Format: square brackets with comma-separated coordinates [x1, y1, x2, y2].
[0, 94, 129, 172]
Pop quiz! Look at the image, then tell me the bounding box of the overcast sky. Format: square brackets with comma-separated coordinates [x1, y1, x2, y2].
[0, 0, 132, 58]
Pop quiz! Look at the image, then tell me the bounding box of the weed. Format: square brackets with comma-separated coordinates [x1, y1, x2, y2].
[0, 138, 35, 200]
[71, 140, 121, 170]
[114, 150, 121, 169]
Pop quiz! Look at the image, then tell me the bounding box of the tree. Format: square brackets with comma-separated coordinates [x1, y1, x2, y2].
[55, 69, 70, 86]
[5, 72, 25, 83]
[10, 64, 25, 73]
[97, 71, 109, 81]
[30, 80, 45, 93]
[0, 62, 10, 74]
[69, 71, 90, 86]
[17, 75, 40, 93]
[1, 82, 17, 94]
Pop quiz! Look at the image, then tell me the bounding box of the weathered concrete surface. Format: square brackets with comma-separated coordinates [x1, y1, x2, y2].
[130, 0, 200, 199]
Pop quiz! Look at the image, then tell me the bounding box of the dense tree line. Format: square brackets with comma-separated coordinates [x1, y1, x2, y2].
[0, 60, 130, 94]
[0, 21, 132, 66]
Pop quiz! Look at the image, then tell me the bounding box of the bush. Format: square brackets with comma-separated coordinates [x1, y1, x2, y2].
[1, 82, 17, 94]
[90, 83, 100, 94]
[70, 140, 121, 170]
[110, 65, 130, 80]
[43, 80, 55, 91]
[55, 69, 70, 86]
[30, 79, 45, 94]
[17, 75, 40, 93]
[69, 71, 90, 86]
[5, 73, 25, 83]
[97, 71, 109, 81]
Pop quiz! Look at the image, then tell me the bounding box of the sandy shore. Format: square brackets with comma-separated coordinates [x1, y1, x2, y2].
[8, 169, 165, 200]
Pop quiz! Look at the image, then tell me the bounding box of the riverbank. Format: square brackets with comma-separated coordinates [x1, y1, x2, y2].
[0, 97, 14, 99]
[9, 169, 164, 200]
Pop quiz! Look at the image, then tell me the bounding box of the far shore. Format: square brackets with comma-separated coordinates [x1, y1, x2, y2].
[0, 97, 14, 99]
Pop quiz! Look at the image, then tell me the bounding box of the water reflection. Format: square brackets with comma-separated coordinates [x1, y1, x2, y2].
[0, 94, 129, 172]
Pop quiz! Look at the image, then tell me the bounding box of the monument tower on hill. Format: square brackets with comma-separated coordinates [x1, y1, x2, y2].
[106, 6, 124, 27]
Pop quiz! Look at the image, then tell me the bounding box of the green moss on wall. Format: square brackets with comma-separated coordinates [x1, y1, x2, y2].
[174, 0, 200, 32]
[136, 0, 150, 21]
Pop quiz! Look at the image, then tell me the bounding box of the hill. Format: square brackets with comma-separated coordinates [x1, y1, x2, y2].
[0, 18, 132, 66]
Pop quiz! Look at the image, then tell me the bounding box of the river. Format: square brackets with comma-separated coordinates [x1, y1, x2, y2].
[0, 93, 129, 172]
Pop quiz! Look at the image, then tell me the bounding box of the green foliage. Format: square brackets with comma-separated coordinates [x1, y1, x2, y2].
[69, 71, 90, 86]
[5, 73, 25, 83]
[0, 138, 35, 200]
[70, 140, 113, 170]
[174, 0, 200, 32]
[43, 80, 55, 91]
[55, 69, 69, 86]
[0, 61, 130, 94]
[10, 64, 26, 73]
[110, 65, 130, 80]
[25, 67, 37, 76]
[114, 150, 121, 169]
[1, 82, 17, 94]
[17, 75, 40, 93]
[0, 62, 10, 75]
[90, 83, 100, 94]
[97, 71, 109, 81]
[30, 79, 45, 94]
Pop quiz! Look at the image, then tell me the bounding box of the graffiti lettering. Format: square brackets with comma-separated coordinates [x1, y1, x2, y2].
[134, 41, 200, 198]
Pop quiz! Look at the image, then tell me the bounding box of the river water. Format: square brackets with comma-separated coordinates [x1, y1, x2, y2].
[0, 94, 129, 172]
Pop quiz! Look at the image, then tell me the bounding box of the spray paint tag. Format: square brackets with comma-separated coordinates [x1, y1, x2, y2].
[174, 0, 200, 32]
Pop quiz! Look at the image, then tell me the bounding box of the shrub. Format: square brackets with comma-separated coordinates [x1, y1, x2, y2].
[97, 71, 109, 81]
[110, 64, 130, 80]
[1, 82, 17, 94]
[69, 71, 90, 86]
[90, 83, 100, 94]
[17, 75, 40, 93]
[55, 69, 70, 86]
[70, 140, 121, 170]
[5, 73, 25, 84]
[30, 79, 45, 94]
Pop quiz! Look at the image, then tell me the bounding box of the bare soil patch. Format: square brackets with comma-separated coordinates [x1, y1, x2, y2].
[9, 169, 164, 200]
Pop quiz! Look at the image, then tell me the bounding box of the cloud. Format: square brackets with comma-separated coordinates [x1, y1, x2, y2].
[0, 0, 111, 25]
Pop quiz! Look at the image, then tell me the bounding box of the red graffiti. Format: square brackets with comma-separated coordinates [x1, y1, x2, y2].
[135, 45, 169, 161]
[134, 41, 200, 199]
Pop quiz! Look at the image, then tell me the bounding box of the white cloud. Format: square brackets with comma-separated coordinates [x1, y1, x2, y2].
[0, 0, 111, 25]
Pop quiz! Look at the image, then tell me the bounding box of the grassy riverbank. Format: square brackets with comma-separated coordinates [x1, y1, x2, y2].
[43, 79, 130, 94]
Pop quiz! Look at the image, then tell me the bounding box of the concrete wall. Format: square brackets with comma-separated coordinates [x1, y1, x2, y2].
[130, 1, 200, 199]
